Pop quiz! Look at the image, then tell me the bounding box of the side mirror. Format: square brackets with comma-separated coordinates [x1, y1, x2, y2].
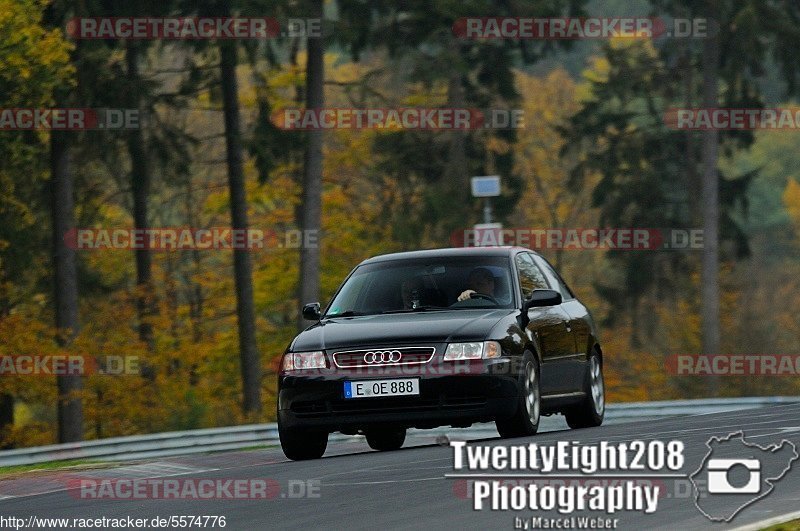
[523, 289, 562, 312]
[302, 302, 321, 321]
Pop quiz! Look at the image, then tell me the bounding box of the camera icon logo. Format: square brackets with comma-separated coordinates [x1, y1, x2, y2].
[706, 458, 761, 494]
[690, 431, 798, 522]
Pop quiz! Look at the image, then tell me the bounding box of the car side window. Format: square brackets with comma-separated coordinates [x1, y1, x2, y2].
[532, 254, 575, 301]
[514, 253, 549, 299]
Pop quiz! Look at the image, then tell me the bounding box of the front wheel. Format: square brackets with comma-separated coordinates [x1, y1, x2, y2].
[279, 423, 328, 461]
[365, 427, 406, 451]
[496, 354, 540, 438]
[565, 349, 604, 429]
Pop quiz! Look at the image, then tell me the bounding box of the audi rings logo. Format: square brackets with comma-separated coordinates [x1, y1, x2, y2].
[364, 350, 402, 364]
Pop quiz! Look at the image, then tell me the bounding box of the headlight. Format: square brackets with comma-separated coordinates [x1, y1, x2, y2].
[281, 351, 327, 370]
[443, 341, 502, 361]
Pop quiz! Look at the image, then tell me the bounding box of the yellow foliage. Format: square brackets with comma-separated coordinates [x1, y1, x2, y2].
[783, 179, 800, 234]
[600, 324, 671, 403]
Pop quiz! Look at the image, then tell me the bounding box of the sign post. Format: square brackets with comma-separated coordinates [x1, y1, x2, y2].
[471, 175, 501, 224]
[470, 176, 502, 245]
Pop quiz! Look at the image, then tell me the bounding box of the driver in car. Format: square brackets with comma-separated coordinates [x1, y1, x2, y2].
[457, 267, 496, 302]
[401, 276, 425, 309]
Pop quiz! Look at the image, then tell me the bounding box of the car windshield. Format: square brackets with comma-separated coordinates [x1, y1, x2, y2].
[324, 255, 515, 317]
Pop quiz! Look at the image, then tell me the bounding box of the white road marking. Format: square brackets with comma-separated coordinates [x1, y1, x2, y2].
[84, 462, 209, 478]
[322, 477, 445, 486]
[314, 457, 456, 480]
[746, 427, 800, 438]
[0, 462, 216, 501]
[561, 417, 800, 445]
[729, 509, 800, 531]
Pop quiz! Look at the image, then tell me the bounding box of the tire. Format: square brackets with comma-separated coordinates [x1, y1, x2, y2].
[279, 423, 328, 461]
[496, 353, 540, 438]
[565, 348, 605, 429]
[365, 427, 406, 451]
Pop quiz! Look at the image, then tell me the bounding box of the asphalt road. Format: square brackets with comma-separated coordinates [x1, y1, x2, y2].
[2, 403, 800, 530]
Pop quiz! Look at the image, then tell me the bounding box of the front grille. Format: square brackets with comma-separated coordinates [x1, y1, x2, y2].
[332, 346, 436, 368]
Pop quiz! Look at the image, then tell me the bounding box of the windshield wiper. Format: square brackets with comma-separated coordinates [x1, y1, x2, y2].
[325, 310, 365, 318]
[381, 305, 446, 314]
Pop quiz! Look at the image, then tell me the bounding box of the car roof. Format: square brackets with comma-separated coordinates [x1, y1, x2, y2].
[359, 246, 537, 265]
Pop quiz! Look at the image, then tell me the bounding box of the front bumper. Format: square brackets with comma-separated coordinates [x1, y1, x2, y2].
[277, 357, 520, 433]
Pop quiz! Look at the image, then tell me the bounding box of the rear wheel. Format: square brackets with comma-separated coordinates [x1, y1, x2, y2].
[365, 427, 406, 451]
[496, 354, 540, 438]
[279, 423, 328, 461]
[565, 349, 604, 429]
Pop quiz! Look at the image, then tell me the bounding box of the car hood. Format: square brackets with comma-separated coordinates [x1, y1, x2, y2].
[290, 309, 516, 351]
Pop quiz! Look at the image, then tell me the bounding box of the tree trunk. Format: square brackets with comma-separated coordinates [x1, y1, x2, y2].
[297, 0, 325, 331]
[51, 130, 83, 442]
[444, 48, 467, 240]
[701, 8, 720, 393]
[219, 3, 261, 414]
[0, 393, 12, 448]
[683, 50, 700, 224]
[446, 70, 467, 184]
[126, 41, 156, 352]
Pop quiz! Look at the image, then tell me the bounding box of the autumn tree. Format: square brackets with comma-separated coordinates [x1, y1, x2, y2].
[333, 0, 588, 245]
[297, 0, 325, 328]
[651, 0, 800, 380]
[0, 0, 74, 444]
[562, 38, 751, 348]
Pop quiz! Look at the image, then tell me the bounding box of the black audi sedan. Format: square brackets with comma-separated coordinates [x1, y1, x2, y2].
[277, 247, 604, 460]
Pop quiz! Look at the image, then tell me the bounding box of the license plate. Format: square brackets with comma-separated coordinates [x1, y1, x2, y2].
[344, 378, 420, 399]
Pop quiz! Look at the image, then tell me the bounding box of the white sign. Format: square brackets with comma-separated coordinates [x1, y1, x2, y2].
[471, 176, 500, 197]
